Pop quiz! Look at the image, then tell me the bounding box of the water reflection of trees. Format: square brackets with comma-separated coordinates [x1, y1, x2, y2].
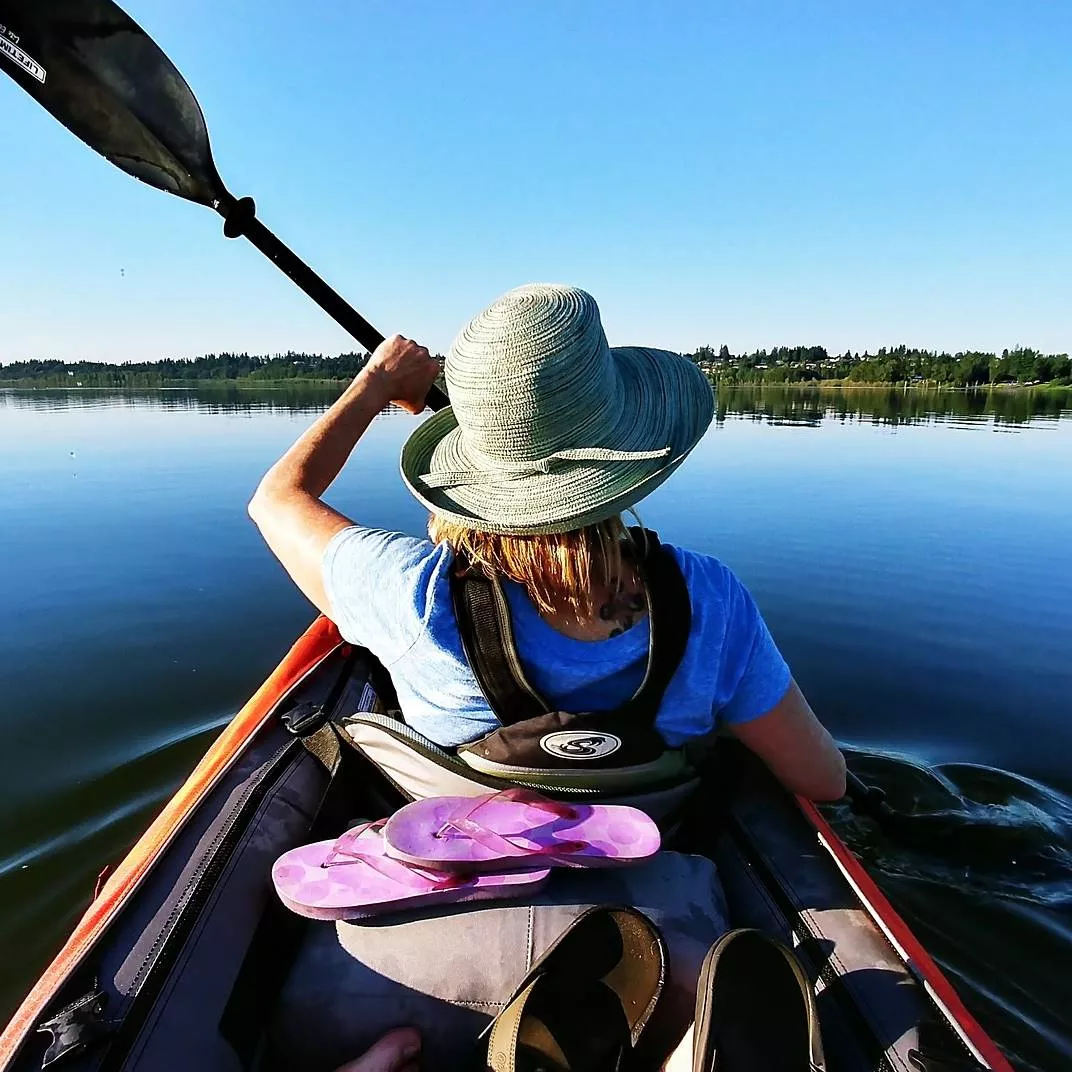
[3, 383, 1069, 429]
[715, 385, 1071, 428]
[2, 384, 364, 418]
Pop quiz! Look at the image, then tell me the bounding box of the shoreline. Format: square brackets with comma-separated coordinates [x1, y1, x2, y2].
[710, 380, 1070, 392]
[1, 379, 1068, 394]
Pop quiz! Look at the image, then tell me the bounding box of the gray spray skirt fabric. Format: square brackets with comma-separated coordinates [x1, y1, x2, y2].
[269, 852, 728, 1069]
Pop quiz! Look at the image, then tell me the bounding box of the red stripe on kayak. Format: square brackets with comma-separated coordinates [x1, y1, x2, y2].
[795, 795, 1015, 1072]
[0, 616, 344, 1067]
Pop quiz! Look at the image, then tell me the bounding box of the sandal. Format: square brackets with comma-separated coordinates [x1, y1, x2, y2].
[382, 788, 661, 874]
[486, 904, 666, 1072]
[692, 929, 825, 1072]
[272, 819, 551, 920]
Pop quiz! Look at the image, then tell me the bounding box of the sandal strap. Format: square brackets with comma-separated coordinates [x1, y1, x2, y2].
[437, 789, 589, 860]
[323, 820, 468, 890]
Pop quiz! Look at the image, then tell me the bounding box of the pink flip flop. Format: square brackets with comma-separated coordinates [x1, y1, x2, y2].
[381, 788, 661, 874]
[271, 819, 551, 920]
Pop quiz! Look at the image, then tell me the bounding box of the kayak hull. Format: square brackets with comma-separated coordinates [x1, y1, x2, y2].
[0, 618, 1013, 1071]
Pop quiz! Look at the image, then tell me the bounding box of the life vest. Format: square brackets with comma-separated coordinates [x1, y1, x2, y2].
[339, 529, 702, 822]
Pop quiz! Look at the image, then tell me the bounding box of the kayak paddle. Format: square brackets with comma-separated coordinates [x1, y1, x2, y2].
[0, 0, 448, 410]
[845, 768, 969, 845]
[845, 770, 904, 829]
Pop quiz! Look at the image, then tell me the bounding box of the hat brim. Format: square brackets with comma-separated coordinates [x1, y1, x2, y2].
[400, 347, 715, 535]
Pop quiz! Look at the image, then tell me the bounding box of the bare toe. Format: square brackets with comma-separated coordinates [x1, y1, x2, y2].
[333, 1027, 421, 1072]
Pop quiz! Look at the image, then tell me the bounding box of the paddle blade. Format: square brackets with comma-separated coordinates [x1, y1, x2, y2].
[0, 0, 222, 204]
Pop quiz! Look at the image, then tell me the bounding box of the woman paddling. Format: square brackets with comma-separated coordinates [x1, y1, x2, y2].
[248, 282, 845, 805]
[253, 283, 844, 1068]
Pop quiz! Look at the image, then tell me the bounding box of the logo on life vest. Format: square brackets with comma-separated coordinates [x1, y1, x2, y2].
[539, 731, 622, 761]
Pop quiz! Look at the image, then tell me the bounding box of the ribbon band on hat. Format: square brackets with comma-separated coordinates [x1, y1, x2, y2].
[418, 445, 672, 490]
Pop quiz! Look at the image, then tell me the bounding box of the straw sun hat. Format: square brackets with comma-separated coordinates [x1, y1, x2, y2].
[401, 283, 715, 534]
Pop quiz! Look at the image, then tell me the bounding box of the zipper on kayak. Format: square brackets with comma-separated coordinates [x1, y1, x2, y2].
[95, 739, 303, 1071]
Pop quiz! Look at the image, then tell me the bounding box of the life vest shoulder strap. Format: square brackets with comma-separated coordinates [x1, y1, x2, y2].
[450, 528, 692, 729]
[450, 557, 549, 726]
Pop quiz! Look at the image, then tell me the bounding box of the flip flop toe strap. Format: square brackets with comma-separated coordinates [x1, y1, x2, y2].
[436, 789, 591, 861]
[323, 821, 468, 890]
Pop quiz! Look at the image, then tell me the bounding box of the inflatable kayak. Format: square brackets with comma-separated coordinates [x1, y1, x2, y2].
[0, 618, 1013, 1071]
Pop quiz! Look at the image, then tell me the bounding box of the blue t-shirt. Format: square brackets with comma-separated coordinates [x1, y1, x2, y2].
[322, 528, 791, 749]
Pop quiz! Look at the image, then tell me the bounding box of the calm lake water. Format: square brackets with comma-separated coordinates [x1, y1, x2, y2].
[1, 384, 1070, 1071]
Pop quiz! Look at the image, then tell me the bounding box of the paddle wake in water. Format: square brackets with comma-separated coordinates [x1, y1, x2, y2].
[831, 753, 1072, 1071]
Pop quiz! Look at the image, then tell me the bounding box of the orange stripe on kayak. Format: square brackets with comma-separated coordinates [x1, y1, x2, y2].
[795, 794, 1015, 1072]
[0, 616, 343, 1067]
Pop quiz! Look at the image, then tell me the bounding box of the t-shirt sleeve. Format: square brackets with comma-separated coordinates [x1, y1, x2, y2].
[712, 565, 792, 726]
[321, 526, 443, 666]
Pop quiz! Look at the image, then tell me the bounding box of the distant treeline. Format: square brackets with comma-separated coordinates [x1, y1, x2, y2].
[687, 345, 1071, 388]
[1, 344, 1069, 388]
[0, 351, 373, 387]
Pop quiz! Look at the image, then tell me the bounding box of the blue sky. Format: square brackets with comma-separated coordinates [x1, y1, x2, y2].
[1, 0, 1069, 363]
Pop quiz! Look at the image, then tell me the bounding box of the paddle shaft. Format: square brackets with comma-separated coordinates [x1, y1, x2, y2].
[216, 194, 448, 411]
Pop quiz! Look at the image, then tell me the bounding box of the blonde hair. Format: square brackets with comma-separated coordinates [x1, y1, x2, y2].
[428, 515, 633, 621]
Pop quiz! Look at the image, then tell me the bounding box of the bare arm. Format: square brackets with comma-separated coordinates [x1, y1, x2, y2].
[730, 680, 847, 801]
[247, 335, 440, 617]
